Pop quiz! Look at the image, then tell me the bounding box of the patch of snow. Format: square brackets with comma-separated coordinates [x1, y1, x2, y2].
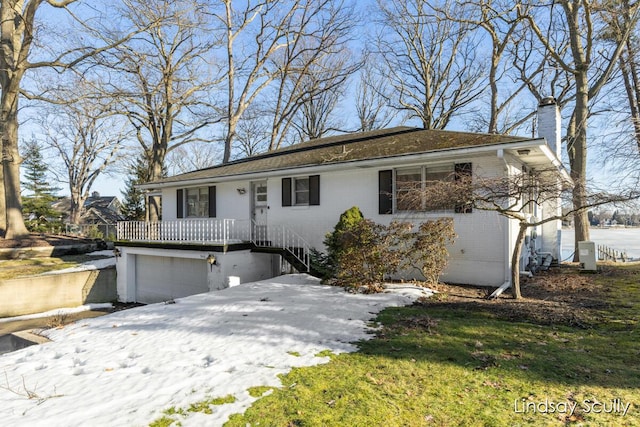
[0, 274, 432, 426]
[382, 283, 434, 299]
[86, 250, 116, 257]
[44, 257, 116, 275]
[0, 304, 113, 324]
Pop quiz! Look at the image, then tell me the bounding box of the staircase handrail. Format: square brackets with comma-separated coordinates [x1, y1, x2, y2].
[250, 220, 311, 272]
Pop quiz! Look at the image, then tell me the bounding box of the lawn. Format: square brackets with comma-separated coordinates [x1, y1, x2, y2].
[224, 264, 640, 426]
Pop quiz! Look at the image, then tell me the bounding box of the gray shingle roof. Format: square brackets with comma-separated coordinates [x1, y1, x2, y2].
[149, 127, 528, 185]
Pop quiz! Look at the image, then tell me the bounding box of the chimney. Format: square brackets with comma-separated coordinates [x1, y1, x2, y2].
[537, 96, 562, 159]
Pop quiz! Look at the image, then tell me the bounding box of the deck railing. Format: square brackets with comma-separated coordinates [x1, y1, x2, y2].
[116, 218, 311, 271]
[117, 219, 251, 244]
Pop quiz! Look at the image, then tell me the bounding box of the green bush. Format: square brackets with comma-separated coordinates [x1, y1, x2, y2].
[320, 206, 365, 280]
[84, 225, 104, 240]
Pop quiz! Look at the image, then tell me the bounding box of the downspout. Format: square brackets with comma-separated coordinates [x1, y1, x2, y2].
[490, 149, 511, 298]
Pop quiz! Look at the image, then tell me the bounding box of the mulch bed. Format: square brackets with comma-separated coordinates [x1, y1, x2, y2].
[417, 264, 615, 328]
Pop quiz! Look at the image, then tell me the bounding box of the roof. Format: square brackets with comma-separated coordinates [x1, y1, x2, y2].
[145, 127, 532, 187]
[83, 196, 119, 210]
[52, 196, 123, 224]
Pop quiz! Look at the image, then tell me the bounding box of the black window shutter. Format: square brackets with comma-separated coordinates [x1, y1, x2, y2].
[309, 175, 320, 206]
[282, 178, 292, 206]
[379, 170, 393, 214]
[208, 186, 217, 218]
[454, 162, 473, 213]
[176, 189, 184, 218]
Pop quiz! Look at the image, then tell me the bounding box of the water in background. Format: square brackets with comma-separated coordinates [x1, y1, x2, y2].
[561, 228, 640, 261]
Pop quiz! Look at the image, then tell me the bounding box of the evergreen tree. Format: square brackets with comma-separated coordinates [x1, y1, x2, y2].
[21, 138, 61, 231]
[121, 154, 156, 221]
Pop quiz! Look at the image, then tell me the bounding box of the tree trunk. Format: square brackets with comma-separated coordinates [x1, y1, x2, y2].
[510, 222, 528, 299]
[69, 190, 83, 225]
[0, 146, 5, 237]
[148, 196, 161, 222]
[1, 93, 29, 239]
[569, 72, 590, 260]
[147, 147, 166, 222]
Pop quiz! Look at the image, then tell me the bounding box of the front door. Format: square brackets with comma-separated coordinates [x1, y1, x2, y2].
[252, 181, 268, 242]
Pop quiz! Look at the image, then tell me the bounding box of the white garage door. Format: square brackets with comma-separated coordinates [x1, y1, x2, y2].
[135, 255, 208, 304]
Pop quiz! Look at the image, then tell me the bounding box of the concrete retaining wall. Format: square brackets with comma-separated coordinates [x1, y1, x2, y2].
[0, 267, 117, 317]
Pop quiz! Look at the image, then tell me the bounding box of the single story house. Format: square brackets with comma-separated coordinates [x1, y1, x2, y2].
[115, 99, 571, 303]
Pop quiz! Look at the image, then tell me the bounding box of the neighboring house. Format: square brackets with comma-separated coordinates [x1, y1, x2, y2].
[115, 99, 571, 304]
[54, 192, 124, 237]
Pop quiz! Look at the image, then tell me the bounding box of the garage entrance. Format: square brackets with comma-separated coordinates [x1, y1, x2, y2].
[135, 255, 208, 303]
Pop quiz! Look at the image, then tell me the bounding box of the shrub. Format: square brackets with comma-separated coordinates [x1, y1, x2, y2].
[404, 218, 456, 285]
[84, 225, 104, 240]
[332, 219, 415, 290]
[309, 248, 333, 279]
[322, 208, 456, 291]
[334, 219, 388, 288]
[321, 206, 365, 279]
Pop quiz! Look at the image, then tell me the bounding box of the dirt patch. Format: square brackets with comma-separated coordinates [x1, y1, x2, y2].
[0, 233, 97, 249]
[416, 263, 619, 328]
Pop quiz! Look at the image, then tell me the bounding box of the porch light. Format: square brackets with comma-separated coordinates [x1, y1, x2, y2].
[113, 248, 121, 258]
[517, 149, 531, 155]
[206, 253, 217, 270]
[237, 187, 247, 194]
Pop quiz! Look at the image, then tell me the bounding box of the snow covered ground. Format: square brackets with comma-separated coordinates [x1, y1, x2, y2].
[0, 274, 432, 427]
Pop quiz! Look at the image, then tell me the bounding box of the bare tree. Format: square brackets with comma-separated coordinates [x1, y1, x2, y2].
[600, 0, 640, 152]
[291, 63, 349, 141]
[233, 107, 271, 158]
[519, 1, 639, 260]
[373, 0, 485, 129]
[166, 142, 220, 175]
[434, 1, 534, 134]
[0, 0, 141, 238]
[41, 93, 127, 224]
[397, 168, 638, 298]
[265, 4, 359, 150]
[212, 0, 359, 162]
[353, 61, 398, 132]
[95, 0, 220, 221]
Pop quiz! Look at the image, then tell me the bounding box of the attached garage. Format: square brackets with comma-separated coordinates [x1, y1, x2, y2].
[134, 255, 208, 304]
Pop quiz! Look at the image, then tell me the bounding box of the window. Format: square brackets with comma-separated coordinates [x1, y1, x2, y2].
[177, 186, 215, 218]
[282, 175, 320, 206]
[395, 168, 422, 211]
[394, 165, 454, 212]
[187, 187, 209, 217]
[387, 163, 471, 213]
[255, 184, 267, 204]
[294, 177, 309, 205]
